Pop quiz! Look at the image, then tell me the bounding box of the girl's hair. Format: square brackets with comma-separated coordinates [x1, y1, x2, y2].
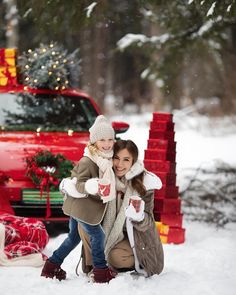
[113, 140, 146, 196]
[87, 142, 98, 155]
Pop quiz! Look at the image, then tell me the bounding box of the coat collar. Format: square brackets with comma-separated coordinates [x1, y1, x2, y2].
[124, 160, 162, 191]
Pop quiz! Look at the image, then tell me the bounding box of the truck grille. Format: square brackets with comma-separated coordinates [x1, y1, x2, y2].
[22, 189, 64, 204]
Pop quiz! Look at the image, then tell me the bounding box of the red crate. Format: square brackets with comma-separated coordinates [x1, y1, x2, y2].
[154, 172, 176, 185]
[149, 130, 175, 140]
[145, 149, 176, 162]
[154, 186, 179, 199]
[153, 113, 173, 122]
[154, 212, 183, 227]
[147, 139, 176, 151]
[150, 121, 174, 131]
[144, 159, 176, 173]
[154, 198, 181, 213]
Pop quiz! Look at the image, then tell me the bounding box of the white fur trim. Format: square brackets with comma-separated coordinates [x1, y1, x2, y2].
[125, 160, 144, 180]
[60, 178, 86, 199]
[143, 172, 162, 190]
[126, 218, 148, 277]
[85, 178, 99, 195]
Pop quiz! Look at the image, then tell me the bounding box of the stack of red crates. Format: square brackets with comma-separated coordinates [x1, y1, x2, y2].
[144, 112, 185, 244]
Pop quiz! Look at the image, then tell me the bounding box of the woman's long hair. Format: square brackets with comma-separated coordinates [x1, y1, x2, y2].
[113, 140, 146, 196]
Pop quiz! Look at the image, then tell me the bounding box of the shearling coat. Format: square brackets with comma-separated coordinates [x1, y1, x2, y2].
[132, 189, 164, 276]
[62, 157, 107, 225]
[104, 170, 164, 276]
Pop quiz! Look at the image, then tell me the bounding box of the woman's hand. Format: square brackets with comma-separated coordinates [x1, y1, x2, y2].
[125, 200, 145, 222]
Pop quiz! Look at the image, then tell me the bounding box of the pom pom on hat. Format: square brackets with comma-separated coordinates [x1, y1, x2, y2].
[89, 115, 115, 144]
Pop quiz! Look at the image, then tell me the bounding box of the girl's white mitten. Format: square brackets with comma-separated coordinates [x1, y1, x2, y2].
[59, 177, 86, 198]
[85, 178, 99, 195]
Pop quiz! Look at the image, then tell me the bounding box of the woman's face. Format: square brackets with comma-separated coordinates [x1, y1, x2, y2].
[113, 148, 133, 177]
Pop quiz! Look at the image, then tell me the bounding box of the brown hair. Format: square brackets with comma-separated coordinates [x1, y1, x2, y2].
[113, 140, 146, 196]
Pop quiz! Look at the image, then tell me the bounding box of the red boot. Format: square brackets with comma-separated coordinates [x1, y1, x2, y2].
[41, 259, 66, 281]
[93, 267, 117, 283]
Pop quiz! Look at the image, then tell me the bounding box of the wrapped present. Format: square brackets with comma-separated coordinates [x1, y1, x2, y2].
[154, 212, 183, 227]
[144, 149, 176, 162]
[154, 198, 181, 213]
[152, 112, 173, 122]
[0, 48, 17, 67]
[154, 185, 179, 199]
[153, 172, 176, 186]
[0, 77, 17, 86]
[144, 159, 176, 173]
[155, 221, 169, 235]
[149, 129, 175, 140]
[0, 66, 17, 86]
[150, 121, 175, 131]
[160, 235, 168, 244]
[156, 222, 185, 244]
[4, 48, 16, 57]
[0, 66, 17, 77]
[167, 227, 185, 244]
[147, 139, 176, 151]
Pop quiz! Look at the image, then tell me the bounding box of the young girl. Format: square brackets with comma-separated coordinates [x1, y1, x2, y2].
[41, 115, 117, 283]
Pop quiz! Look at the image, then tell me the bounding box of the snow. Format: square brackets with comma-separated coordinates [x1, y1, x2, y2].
[117, 33, 170, 51]
[1, 112, 236, 295]
[227, 5, 232, 12]
[85, 2, 97, 18]
[207, 2, 216, 17]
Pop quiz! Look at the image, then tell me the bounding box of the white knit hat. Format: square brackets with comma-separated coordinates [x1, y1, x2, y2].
[89, 115, 115, 144]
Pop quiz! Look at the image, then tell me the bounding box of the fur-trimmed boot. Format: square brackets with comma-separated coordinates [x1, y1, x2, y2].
[41, 259, 66, 281]
[93, 267, 117, 283]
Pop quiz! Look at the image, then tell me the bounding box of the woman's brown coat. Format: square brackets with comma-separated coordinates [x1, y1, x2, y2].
[132, 190, 164, 276]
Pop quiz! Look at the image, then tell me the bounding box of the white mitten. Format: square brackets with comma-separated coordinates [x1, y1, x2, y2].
[125, 200, 145, 222]
[59, 177, 86, 199]
[85, 178, 99, 195]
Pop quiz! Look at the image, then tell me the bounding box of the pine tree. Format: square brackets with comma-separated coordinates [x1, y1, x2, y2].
[117, 0, 236, 111]
[18, 42, 80, 90]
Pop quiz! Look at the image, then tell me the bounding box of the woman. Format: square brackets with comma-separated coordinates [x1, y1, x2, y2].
[82, 139, 164, 278]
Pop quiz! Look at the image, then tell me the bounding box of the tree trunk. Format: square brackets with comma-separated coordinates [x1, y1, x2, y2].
[4, 0, 19, 48]
[78, 5, 109, 113]
[221, 26, 236, 114]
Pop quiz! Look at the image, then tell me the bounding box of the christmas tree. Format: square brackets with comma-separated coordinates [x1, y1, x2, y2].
[18, 42, 80, 90]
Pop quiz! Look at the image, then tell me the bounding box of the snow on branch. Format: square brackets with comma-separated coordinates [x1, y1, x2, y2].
[85, 2, 97, 18]
[180, 161, 236, 227]
[207, 2, 216, 17]
[117, 33, 170, 51]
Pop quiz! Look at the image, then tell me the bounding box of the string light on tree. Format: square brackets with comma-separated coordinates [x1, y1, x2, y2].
[19, 42, 81, 90]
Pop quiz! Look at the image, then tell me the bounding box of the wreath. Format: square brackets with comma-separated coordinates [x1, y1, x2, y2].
[25, 150, 74, 217]
[25, 149, 73, 190]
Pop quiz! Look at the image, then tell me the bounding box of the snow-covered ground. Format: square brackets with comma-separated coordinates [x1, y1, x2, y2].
[1, 112, 236, 295]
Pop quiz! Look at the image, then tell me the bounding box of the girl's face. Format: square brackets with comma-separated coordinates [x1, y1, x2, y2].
[96, 138, 114, 153]
[113, 148, 133, 178]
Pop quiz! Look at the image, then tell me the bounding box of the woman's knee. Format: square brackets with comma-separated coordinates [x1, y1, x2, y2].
[108, 245, 134, 269]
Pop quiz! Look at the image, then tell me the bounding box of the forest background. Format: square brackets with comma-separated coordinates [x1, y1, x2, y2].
[0, 0, 236, 115]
